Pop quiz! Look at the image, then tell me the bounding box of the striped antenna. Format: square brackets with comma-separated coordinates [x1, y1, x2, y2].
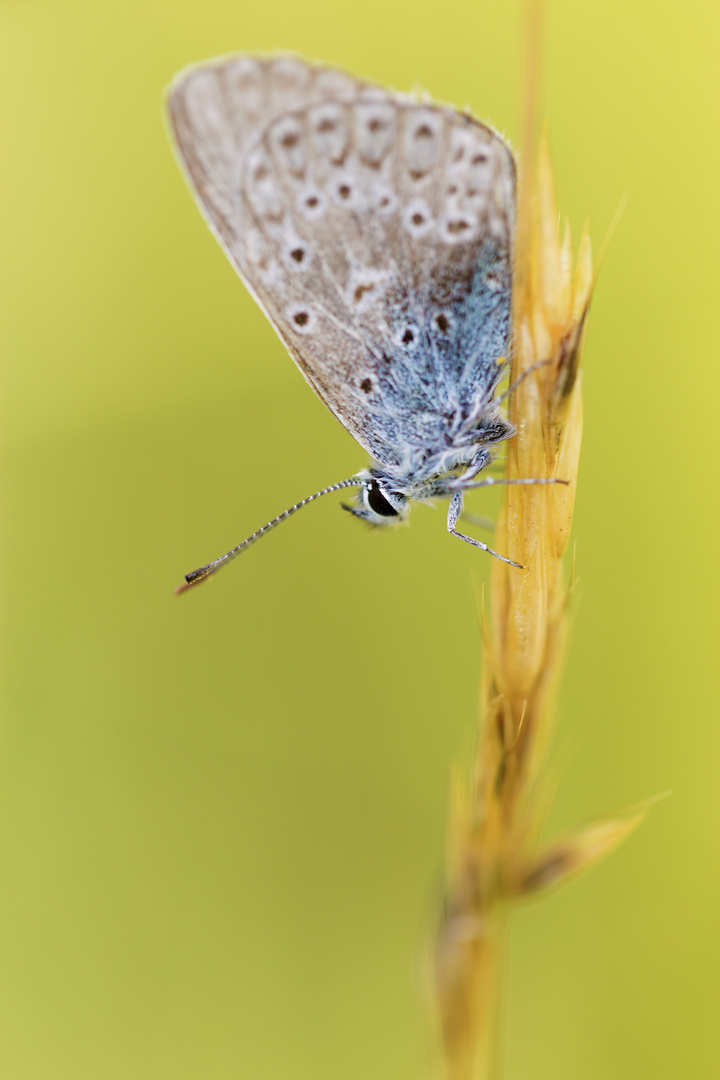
[497, 358, 552, 403]
[175, 477, 365, 595]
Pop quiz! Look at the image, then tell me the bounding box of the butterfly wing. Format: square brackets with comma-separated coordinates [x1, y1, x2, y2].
[168, 56, 515, 477]
[167, 56, 374, 279]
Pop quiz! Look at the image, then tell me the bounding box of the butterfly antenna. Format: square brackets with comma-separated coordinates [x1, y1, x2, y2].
[498, 358, 553, 403]
[175, 477, 365, 595]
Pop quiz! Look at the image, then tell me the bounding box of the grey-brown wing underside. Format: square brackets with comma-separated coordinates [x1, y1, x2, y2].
[167, 56, 516, 474]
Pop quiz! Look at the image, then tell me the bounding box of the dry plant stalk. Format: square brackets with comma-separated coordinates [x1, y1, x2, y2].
[433, 139, 643, 1080]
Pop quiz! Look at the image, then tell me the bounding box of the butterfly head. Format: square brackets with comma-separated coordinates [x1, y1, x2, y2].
[341, 470, 410, 527]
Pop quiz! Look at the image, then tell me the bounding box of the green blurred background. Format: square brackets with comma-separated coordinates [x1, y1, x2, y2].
[1, 1, 718, 1077]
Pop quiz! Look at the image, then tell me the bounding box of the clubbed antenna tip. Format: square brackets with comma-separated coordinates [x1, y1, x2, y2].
[174, 566, 215, 595]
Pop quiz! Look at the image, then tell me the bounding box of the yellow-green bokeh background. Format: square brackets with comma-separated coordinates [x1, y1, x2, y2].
[2, 1, 719, 1077]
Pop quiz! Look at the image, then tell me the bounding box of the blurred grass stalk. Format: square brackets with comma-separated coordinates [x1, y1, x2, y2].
[433, 131, 643, 1080]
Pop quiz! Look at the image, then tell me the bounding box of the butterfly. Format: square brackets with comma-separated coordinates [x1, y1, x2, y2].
[167, 55, 557, 591]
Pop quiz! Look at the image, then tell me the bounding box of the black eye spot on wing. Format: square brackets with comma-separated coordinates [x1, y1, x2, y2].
[360, 377, 373, 393]
[403, 199, 433, 237]
[447, 218, 470, 235]
[402, 328, 415, 345]
[297, 188, 326, 220]
[353, 283, 374, 303]
[290, 247, 305, 263]
[435, 313, 449, 332]
[287, 304, 315, 334]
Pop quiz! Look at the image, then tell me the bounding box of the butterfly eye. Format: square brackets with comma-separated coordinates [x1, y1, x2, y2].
[366, 480, 399, 518]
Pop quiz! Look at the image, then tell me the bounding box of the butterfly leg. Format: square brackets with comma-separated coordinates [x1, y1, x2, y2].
[454, 447, 493, 485]
[447, 491, 523, 568]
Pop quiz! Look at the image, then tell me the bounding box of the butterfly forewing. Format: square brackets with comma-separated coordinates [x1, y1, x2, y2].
[168, 56, 516, 476]
[168, 57, 371, 279]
